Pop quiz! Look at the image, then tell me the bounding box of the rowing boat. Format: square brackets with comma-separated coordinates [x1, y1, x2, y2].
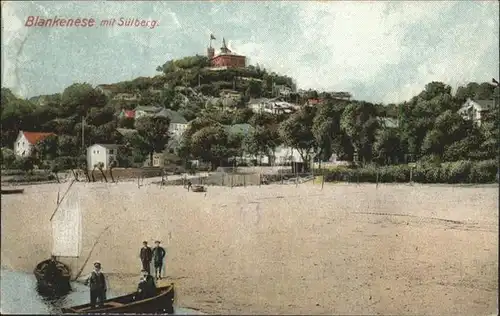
[1, 188, 24, 194]
[61, 284, 175, 314]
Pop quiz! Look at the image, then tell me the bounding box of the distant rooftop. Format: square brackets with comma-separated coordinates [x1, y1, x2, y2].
[466, 98, 497, 111]
[89, 143, 120, 149]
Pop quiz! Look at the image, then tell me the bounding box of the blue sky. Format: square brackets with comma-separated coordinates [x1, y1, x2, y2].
[2, 1, 499, 103]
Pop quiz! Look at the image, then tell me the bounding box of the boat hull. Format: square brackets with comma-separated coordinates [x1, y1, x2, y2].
[61, 284, 175, 314]
[1, 189, 24, 194]
[34, 259, 72, 295]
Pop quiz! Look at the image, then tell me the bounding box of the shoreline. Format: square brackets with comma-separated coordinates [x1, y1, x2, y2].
[1, 181, 498, 315]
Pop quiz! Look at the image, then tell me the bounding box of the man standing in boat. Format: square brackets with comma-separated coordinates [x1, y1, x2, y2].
[152, 240, 166, 280]
[84, 262, 107, 308]
[140, 241, 153, 274]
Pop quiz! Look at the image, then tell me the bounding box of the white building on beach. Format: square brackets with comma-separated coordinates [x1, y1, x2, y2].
[87, 144, 119, 170]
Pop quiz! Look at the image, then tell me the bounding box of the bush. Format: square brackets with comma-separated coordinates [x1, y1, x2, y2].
[469, 160, 497, 183]
[323, 160, 498, 184]
[6, 173, 55, 183]
[443, 160, 472, 183]
[10, 156, 36, 173]
[1, 147, 16, 168]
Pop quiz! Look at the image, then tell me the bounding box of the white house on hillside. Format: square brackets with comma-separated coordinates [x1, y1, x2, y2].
[134, 106, 188, 137]
[458, 98, 496, 127]
[87, 144, 119, 170]
[248, 98, 298, 115]
[14, 131, 56, 157]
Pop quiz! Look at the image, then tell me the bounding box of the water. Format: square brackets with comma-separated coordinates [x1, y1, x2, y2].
[0, 269, 204, 314]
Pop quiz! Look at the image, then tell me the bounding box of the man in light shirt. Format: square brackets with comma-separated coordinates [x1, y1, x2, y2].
[84, 261, 107, 308]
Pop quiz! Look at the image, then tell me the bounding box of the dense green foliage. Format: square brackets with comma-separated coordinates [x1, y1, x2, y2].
[322, 160, 498, 184]
[1, 53, 498, 183]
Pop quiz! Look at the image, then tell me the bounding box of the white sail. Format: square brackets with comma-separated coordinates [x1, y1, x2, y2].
[51, 186, 82, 257]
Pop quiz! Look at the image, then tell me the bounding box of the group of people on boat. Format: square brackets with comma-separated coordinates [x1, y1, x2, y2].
[84, 240, 167, 309]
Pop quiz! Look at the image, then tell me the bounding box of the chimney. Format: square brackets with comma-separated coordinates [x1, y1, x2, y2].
[207, 47, 215, 60]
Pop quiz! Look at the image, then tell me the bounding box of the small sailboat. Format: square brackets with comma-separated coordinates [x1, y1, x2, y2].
[34, 181, 82, 295]
[34, 257, 71, 295]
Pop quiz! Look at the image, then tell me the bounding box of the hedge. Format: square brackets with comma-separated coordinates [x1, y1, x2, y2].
[323, 160, 498, 184]
[5, 173, 56, 183]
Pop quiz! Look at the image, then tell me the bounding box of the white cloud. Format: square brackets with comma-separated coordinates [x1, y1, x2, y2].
[1, 1, 498, 103]
[235, 2, 498, 103]
[1, 2, 30, 97]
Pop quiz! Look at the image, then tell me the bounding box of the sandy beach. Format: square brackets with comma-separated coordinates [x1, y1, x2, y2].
[1, 181, 498, 315]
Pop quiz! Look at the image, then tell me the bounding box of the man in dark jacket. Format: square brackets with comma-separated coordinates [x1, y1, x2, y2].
[136, 269, 157, 300]
[152, 240, 166, 280]
[84, 262, 107, 308]
[140, 241, 152, 274]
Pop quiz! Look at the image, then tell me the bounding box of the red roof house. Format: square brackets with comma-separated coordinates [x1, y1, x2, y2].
[118, 109, 136, 119]
[14, 131, 56, 157]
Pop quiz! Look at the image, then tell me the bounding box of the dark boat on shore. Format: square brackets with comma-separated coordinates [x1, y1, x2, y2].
[61, 284, 175, 314]
[34, 258, 72, 295]
[1, 188, 24, 194]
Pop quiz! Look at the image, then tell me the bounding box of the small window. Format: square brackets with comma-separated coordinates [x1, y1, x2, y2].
[93, 150, 96, 154]
[97, 150, 100, 154]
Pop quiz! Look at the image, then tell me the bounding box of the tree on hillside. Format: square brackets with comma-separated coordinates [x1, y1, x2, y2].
[1, 88, 17, 106]
[57, 134, 79, 158]
[201, 106, 233, 125]
[248, 111, 275, 127]
[190, 124, 231, 170]
[32, 106, 60, 131]
[398, 82, 459, 160]
[86, 105, 115, 126]
[420, 110, 468, 160]
[373, 128, 403, 165]
[156, 55, 209, 75]
[135, 116, 171, 166]
[244, 127, 279, 165]
[60, 83, 107, 117]
[118, 117, 135, 129]
[1, 97, 36, 146]
[245, 80, 263, 98]
[417, 81, 452, 101]
[455, 82, 497, 103]
[34, 134, 59, 162]
[340, 101, 379, 164]
[231, 108, 254, 125]
[312, 100, 350, 165]
[279, 107, 317, 170]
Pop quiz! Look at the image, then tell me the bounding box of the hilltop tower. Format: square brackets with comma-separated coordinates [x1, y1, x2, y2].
[220, 38, 232, 54]
[207, 47, 215, 59]
[207, 36, 246, 69]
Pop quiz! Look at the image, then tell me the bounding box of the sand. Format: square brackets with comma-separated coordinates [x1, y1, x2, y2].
[1, 181, 498, 315]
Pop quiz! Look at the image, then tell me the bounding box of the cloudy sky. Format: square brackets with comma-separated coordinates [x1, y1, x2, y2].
[2, 1, 499, 103]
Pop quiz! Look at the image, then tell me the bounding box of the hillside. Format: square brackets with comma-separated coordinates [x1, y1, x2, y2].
[1, 55, 498, 176]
